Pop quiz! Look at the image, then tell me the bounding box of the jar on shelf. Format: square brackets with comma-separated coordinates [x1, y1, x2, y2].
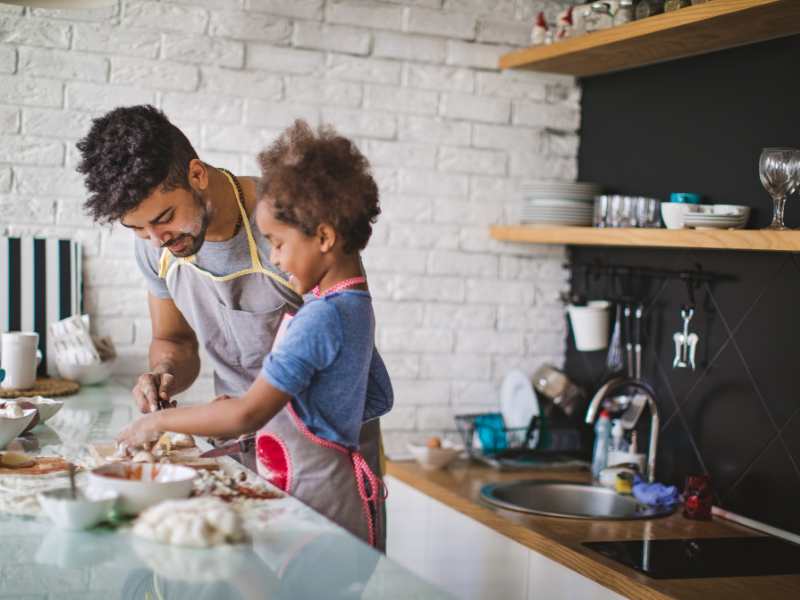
[635, 0, 665, 19]
[586, 1, 615, 32]
[664, 0, 691, 11]
[614, 0, 635, 26]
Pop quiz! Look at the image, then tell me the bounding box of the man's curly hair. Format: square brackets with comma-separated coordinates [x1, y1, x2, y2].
[76, 105, 198, 223]
[257, 120, 380, 255]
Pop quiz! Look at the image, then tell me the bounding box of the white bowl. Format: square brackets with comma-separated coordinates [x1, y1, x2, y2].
[0, 408, 37, 449]
[23, 396, 64, 423]
[712, 204, 751, 221]
[407, 440, 463, 471]
[37, 487, 118, 530]
[660, 202, 690, 229]
[55, 358, 115, 386]
[89, 462, 196, 516]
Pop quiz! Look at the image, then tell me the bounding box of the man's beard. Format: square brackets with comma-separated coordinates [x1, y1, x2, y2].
[163, 193, 210, 257]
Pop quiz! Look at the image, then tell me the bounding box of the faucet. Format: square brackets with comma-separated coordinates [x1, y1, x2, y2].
[585, 377, 660, 483]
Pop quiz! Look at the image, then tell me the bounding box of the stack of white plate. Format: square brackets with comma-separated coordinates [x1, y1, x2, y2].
[683, 213, 748, 230]
[519, 180, 601, 226]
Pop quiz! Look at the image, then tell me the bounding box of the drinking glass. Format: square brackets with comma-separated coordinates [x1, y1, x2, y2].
[593, 196, 610, 228]
[610, 195, 634, 227]
[759, 148, 800, 230]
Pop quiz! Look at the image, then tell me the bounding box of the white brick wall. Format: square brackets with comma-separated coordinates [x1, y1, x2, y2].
[0, 0, 576, 455]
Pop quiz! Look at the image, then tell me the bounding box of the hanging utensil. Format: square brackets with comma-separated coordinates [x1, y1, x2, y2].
[605, 302, 624, 374]
[624, 304, 634, 378]
[634, 303, 643, 379]
[673, 305, 699, 370]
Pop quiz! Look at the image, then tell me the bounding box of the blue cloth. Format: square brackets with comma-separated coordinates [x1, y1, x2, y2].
[632, 475, 680, 507]
[261, 290, 392, 449]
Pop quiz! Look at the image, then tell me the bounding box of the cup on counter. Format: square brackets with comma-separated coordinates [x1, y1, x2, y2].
[567, 301, 610, 351]
[0, 332, 41, 390]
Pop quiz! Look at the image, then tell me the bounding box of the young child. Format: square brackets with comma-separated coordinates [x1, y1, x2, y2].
[119, 120, 393, 548]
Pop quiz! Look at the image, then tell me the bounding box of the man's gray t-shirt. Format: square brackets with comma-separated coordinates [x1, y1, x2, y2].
[134, 210, 286, 299]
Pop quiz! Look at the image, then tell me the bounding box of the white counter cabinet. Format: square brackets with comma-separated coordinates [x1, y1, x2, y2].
[386, 475, 625, 600]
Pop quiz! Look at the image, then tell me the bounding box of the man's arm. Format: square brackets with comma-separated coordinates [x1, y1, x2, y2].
[132, 293, 201, 413]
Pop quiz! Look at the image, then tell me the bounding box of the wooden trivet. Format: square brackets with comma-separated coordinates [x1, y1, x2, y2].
[0, 378, 80, 398]
[0, 456, 71, 476]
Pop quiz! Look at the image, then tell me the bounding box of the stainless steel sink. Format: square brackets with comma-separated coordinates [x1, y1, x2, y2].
[481, 480, 676, 520]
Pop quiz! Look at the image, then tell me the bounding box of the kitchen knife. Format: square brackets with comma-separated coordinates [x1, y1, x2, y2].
[199, 434, 256, 458]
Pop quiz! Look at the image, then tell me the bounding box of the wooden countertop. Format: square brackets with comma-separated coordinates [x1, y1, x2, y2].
[386, 460, 800, 600]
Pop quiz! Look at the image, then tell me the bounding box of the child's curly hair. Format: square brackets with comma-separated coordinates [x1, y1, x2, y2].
[257, 120, 380, 254]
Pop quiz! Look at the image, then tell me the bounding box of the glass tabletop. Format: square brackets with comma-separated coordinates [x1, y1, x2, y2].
[0, 383, 450, 599]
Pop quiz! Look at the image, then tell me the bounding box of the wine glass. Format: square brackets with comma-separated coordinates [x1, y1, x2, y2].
[759, 148, 800, 230]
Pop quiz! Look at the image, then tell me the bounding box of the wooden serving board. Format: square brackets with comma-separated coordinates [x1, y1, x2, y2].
[0, 456, 71, 476]
[89, 444, 221, 471]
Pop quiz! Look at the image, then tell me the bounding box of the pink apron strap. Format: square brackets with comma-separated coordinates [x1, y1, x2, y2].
[351, 450, 384, 548]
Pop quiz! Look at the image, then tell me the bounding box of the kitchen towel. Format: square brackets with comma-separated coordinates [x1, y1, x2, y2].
[0, 237, 82, 376]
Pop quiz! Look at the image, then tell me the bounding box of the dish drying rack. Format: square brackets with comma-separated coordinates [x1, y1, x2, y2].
[454, 413, 589, 471]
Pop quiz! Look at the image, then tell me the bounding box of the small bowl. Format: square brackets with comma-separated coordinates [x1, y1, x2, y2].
[24, 396, 64, 423]
[55, 358, 115, 386]
[660, 202, 689, 229]
[89, 462, 196, 516]
[37, 487, 118, 530]
[0, 408, 37, 449]
[407, 440, 463, 471]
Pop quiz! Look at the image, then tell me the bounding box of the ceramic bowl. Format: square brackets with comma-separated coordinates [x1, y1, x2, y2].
[37, 487, 118, 530]
[23, 396, 64, 423]
[660, 202, 690, 229]
[407, 439, 463, 471]
[55, 358, 115, 386]
[0, 408, 37, 449]
[711, 204, 751, 219]
[88, 462, 196, 516]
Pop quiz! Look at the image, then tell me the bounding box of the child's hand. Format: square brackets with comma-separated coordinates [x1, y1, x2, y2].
[117, 412, 162, 449]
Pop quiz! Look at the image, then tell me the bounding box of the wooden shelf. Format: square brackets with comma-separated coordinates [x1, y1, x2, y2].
[490, 225, 800, 252]
[499, 0, 800, 77]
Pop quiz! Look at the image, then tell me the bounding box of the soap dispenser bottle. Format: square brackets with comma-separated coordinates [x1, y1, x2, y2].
[592, 410, 612, 480]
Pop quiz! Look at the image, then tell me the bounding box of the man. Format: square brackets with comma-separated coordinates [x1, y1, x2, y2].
[76, 107, 390, 504]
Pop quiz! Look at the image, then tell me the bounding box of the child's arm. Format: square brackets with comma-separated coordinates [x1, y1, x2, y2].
[364, 347, 393, 422]
[117, 375, 291, 448]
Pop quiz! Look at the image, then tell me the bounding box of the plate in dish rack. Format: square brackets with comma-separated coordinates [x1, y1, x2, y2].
[500, 370, 539, 430]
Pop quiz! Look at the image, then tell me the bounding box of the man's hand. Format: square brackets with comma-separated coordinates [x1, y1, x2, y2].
[132, 372, 176, 413]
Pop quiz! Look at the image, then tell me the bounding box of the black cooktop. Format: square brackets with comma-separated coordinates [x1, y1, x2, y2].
[583, 537, 800, 579]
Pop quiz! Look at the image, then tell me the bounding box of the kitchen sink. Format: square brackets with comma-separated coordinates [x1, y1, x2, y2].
[480, 480, 676, 520]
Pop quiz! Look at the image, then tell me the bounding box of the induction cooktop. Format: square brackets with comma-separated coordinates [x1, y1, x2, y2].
[583, 536, 800, 579]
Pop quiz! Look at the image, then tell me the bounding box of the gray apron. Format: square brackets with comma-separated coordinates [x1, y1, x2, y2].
[158, 170, 385, 549]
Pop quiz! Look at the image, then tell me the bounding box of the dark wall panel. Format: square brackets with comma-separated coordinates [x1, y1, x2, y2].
[573, 35, 800, 533]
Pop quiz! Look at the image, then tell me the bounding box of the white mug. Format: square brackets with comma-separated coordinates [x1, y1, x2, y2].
[1, 332, 42, 390]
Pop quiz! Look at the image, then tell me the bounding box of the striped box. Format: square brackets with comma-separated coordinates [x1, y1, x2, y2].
[0, 237, 83, 377]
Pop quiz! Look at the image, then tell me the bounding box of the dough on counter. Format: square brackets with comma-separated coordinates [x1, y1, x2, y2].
[131, 450, 156, 463]
[133, 497, 245, 548]
[169, 432, 195, 449]
[0, 451, 36, 469]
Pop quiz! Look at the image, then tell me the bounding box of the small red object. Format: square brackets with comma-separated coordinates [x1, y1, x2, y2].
[683, 474, 713, 520]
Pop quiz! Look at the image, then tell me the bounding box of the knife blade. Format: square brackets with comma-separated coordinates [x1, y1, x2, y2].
[199, 434, 256, 458]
